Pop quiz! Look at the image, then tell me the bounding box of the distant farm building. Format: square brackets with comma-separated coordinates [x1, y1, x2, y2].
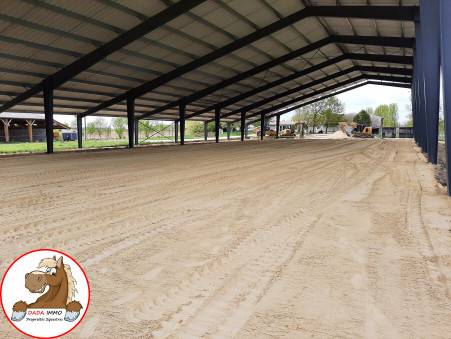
[0, 113, 69, 143]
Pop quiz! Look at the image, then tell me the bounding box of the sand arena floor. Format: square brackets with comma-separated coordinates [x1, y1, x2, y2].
[0, 139, 450, 338]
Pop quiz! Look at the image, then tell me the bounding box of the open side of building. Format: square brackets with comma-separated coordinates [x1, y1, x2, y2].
[0, 0, 449, 195]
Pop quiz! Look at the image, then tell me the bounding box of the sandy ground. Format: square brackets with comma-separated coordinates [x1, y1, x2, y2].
[0, 139, 450, 338]
[304, 130, 349, 139]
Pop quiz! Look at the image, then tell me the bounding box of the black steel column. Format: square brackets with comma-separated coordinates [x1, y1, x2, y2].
[76, 115, 82, 148]
[43, 86, 54, 154]
[227, 122, 231, 140]
[204, 121, 208, 141]
[134, 119, 139, 145]
[415, 20, 427, 153]
[127, 96, 135, 148]
[179, 103, 186, 145]
[411, 64, 417, 144]
[276, 115, 280, 139]
[440, 0, 451, 196]
[215, 106, 220, 143]
[420, 0, 441, 164]
[240, 111, 246, 141]
[260, 113, 265, 140]
[174, 121, 179, 143]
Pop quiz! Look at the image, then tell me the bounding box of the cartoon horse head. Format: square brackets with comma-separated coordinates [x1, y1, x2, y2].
[12, 256, 82, 322]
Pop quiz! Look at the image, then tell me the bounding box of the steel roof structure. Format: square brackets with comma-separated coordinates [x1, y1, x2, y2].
[0, 1, 450, 195]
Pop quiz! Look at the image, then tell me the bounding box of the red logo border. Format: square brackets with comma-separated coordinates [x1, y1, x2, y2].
[0, 248, 91, 339]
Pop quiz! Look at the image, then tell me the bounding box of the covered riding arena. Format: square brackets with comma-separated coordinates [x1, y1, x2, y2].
[0, 1, 450, 338]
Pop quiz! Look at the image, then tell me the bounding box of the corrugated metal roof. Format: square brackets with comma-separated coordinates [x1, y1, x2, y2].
[0, 0, 416, 121]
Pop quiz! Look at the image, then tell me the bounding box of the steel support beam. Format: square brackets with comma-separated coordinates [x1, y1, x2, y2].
[260, 113, 265, 141]
[215, 106, 221, 143]
[343, 53, 413, 64]
[307, 5, 417, 20]
[245, 80, 367, 125]
[127, 96, 135, 149]
[143, 36, 414, 120]
[194, 61, 412, 119]
[366, 81, 411, 89]
[179, 103, 186, 145]
[240, 111, 246, 141]
[0, 0, 207, 114]
[440, 0, 451, 196]
[242, 75, 411, 124]
[414, 19, 427, 153]
[222, 66, 411, 120]
[244, 80, 411, 126]
[420, 0, 441, 164]
[251, 74, 411, 119]
[204, 121, 208, 141]
[134, 119, 139, 145]
[43, 86, 53, 154]
[276, 115, 280, 139]
[76, 115, 82, 149]
[174, 121, 179, 143]
[411, 63, 417, 144]
[82, 7, 417, 117]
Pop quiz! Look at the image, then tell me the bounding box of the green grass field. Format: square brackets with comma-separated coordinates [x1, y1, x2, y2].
[0, 133, 243, 154]
[0, 140, 130, 154]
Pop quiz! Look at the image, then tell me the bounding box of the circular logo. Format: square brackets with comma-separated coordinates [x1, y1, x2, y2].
[1, 249, 90, 338]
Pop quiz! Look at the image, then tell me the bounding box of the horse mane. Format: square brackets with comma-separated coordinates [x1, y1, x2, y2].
[38, 257, 78, 303]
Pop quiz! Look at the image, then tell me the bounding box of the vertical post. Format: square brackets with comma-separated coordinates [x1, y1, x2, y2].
[204, 121, 208, 141]
[420, 0, 441, 164]
[174, 121, 179, 143]
[440, 0, 451, 196]
[240, 111, 246, 141]
[227, 122, 231, 140]
[179, 103, 185, 145]
[415, 20, 427, 153]
[26, 120, 33, 142]
[411, 66, 417, 144]
[1, 119, 11, 143]
[276, 115, 280, 139]
[84, 117, 87, 140]
[127, 95, 135, 148]
[215, 106, 220, 143]
[43, 86, 54, 154]
[76, 115, 82, 148]
[127, 97, 135, 148]
[260, 113, 265, 141]
[134, 119, 139, 145]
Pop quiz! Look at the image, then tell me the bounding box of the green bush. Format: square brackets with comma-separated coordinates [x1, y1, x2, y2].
[353, 110, 372, 126]
[186, 121, 204, 136]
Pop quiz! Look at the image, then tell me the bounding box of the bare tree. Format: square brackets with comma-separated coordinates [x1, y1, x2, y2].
[113, 118, 127, 139]
[93, 117, 107, 139]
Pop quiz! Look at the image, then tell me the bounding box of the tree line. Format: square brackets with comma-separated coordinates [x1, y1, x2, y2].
[291, 96, 345, 133]
[290, 96, 416, 132]
[71, 117, 169, 140]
